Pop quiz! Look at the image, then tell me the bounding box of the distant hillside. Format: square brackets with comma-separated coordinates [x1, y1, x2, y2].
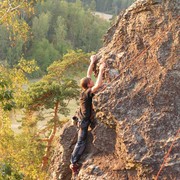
[66, 0, 134, 14]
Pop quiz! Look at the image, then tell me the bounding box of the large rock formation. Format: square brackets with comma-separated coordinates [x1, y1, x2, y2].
[49, 0, 180, 179]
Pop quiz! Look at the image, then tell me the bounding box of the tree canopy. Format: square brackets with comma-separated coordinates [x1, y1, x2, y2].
[0, 0, 109, 74]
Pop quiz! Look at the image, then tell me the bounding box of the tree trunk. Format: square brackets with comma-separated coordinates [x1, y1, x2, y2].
[41, 101, 59, 170]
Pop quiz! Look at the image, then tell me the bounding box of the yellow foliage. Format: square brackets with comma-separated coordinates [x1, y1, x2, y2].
[0, 0, 35, 41]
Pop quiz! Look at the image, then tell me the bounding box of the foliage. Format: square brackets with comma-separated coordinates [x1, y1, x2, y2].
[0, 59, 38, 110]
[0, 162, 24, 180]
[33, 0, 109, 52]
[0, 0, 37, 67]
[0, 112, 45, 179]
[54, 16, 72, 55]
[0, 44, 91, 180]
[0, 0, 112, 178]
[30, 38, 59, 73]
[24, 79, 79, 112]
[1, 0, 109, 75]
[0, 24, 24, 67]
[0, 70, 14, 111]
[32, 11, 52, 41]
[21, 50, 89, 128]
[0, 0, 35, 41]
[45, 49, 90, 80]
[0, 0, 133, 75]
[0, 60, 45, 179]
[18, 50, 90, 169]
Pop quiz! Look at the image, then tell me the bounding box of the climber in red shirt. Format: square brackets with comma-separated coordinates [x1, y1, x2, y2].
[70, 55, 105, 176]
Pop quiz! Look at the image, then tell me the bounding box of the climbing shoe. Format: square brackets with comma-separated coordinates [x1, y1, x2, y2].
[69, 163, 82, 175]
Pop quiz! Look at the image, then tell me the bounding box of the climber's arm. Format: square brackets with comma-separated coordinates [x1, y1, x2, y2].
[87, 55, 97, 78]
[91, 62, 105, 93]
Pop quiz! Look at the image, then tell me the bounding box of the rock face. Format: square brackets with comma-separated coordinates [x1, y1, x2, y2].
[49, 0, 180, 179]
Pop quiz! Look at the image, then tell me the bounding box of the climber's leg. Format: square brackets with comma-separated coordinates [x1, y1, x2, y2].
[70, 125, 88, 164]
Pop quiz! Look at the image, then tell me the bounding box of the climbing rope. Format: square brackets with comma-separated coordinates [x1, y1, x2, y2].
[99, 15, 180, 93]
[155, 128, 180, 180]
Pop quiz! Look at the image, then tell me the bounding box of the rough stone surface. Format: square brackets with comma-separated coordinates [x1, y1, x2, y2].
[49, 0, 180, 179]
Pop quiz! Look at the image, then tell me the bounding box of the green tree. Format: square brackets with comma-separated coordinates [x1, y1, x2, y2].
[32, 0, 109, 54]
[90, 0, 96, 11]
[0, 25, 9, 61]
[54, 16, 71, 55]
[0, 162, 24, 180]
[31, 38, 59, 73]
[6, 39, 24, 67]
[0, 70, 14, 111]
[63, 0, 109, 51]
[0, 124, 45, 179]
[0, 1, 38, 67]
[0, 25, 24, 67]
[0, 0, 109, 72]
[32, 12, 52, 41]
[0, 59, 38, 110]
[0, 60, 47, 179]
[0, 0, 35, 41]
[21, 50, 90, 169]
